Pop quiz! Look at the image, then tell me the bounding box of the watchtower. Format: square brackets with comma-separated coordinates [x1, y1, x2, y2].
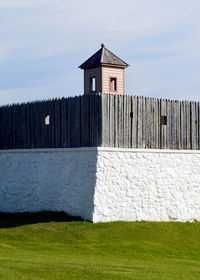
[79, 44, 129, 95]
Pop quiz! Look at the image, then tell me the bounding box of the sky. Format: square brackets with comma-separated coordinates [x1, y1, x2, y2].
[0, 0, 200, 105]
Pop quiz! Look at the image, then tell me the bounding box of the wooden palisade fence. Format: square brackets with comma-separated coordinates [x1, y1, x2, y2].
[0, 95, 102, 149]
[101, 94, 200, 149]
[0, 93, 199, 150]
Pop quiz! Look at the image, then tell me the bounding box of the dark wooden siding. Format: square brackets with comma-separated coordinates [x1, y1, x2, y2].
[0, 94, 199, 150]
[101, 94, 200, 149]
[0, 95, 102, 149]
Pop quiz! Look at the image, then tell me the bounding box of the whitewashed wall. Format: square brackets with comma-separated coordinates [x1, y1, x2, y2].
[0, 148, 98, 221]
[1, 148, 200, 223]
[94, 148, 200, 222]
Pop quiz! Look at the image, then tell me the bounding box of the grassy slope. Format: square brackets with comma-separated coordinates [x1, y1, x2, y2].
[0, 213, 199, 279]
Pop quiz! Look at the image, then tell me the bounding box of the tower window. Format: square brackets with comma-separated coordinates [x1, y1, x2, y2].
[110, 77, 117, 92]
[160, 115, 167, 125]
[45, 115, 50, 125]
[90, 77, 96, 92]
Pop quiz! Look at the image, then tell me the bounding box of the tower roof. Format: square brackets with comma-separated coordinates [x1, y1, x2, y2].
[79, 44, 129, 69]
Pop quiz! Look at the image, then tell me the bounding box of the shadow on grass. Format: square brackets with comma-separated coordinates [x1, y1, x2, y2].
[0, 211, 83, 228]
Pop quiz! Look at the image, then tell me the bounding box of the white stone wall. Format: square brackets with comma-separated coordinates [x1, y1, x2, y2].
[93, 148, 200, 222]
[0, 148, 98, 221]
[1, 147, 200, 223]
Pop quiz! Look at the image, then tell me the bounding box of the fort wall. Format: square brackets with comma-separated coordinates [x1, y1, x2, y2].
[1, 147, 200, 223]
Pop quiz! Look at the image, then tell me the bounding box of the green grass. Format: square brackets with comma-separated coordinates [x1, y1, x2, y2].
[0, 212, 199, 279]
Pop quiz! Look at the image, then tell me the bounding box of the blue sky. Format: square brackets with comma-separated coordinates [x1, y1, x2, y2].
[0, 0, 200, 105]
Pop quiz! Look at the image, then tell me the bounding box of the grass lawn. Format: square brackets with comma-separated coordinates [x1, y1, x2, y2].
[0, 212, 199, 279]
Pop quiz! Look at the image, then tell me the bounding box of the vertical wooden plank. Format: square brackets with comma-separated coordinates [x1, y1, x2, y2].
[90, 94, 94, 147]
[176, 101, 181, 149]
[71, 96, 76, 147]
[14, 104, 18, 148]
[153, 98, 158, 149]
[22, 104, 27, 149]
[7, 105, 11, 149]
[53, 98, 57, 148]
[137, 97, 142, 148]
[28, 103, 31, 148]
[38, 101, 42, 148]
[123, 95, 129, 148]
[86, 95, 90, 147]
[50, 99, 55, 148]
[54, 98, 58, 148]
[3, 106, 7, 148]
[6, 105, 10, 148]
[86, 94, 90, 147]
[183, 101, 187, 149]
[22, 103, 26, 149]
[160, 99, 167, 149]
[195, 102, 198, 149]
[132, 96, 137, 148]
[13, 105, 17, 148]
[33, 102, 37, 148]
[70, 97, 74, 147]
[127, 96, 131, 148]
[97, 93, 103, 147]
[25, 103, 29, 149]
[31, 102, 35, 148]
[71, 97, 75, 147]
[165, 100, 169, 149]
[114, 94, 118, 147]
[182, 101, 187, 150]
[190, 102, 194, 149]
[104, 94, 110, 147]
[180, 102, 184, 150]
[41, 101, 46, 148]
[109, 94, 114, 147]
[0, 106, 4, 148]
[6, 106, 10, 149]
[145, 98, 149, 148]
[191, 101, 197, 150]
[141, 97, 146, 148]
[145, 98, 151, 149]
[88, 95, 91, 147]
[118, 94, 123, 148]
[7, 106, 10, 149]
[35, 102, 39, 148]
[26, 103, 30, 148]
[12, 105, 15, 149]
[75, 96, 81, 147]
[5, 106, 8, 149]
[170, 100, 174, 149]
[29, 102, 32, 149]
[10, 105, 13, 148]
[186, 101, 191, 149]
[65, 97, 70, 148]
[101, 94, 106, 147]
[60, 98, 66, 148]
[81, 96, 85, 147]
[44, 100, 47, 148]
[4, 106, 8, 148]
[150, 98, 155, 149]
[84, 95, 89, 147]
[89, 94, 92, 147]
[123, 95, 126, 148]
[92, 94, 97, 147]
[173, 101, 177, 150]
[49, 99, 52, 148]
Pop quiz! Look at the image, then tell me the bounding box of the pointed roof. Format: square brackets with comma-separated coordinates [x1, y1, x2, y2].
[79, 43, 129, 69]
